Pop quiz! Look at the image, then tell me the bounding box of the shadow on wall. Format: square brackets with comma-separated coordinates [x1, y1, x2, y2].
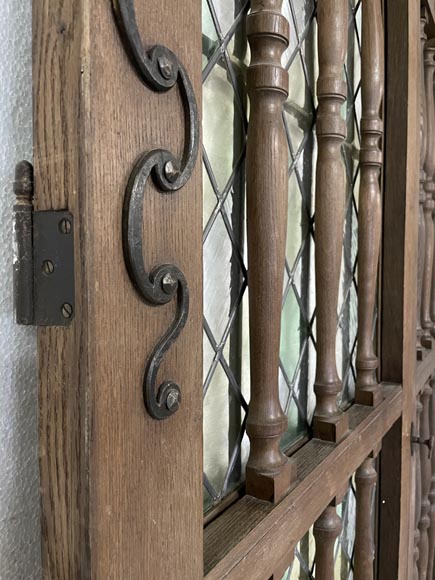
[0, 1, 41, 579]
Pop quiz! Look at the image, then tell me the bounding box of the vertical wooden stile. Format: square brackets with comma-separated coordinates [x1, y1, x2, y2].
[354, 457, 377, 580]
[312, 0, 349, 441]
[421, 38, 435, 349]
[418, 8, 429, 357]
[313, 504, 343, 579]
[418, 382, 433, 579]
[33, 0, 203, 577]
[355, 0, 385, 407]
[245, 0, 297, 502]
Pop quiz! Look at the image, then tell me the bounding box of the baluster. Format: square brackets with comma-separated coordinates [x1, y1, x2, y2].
[427, 379, 435, 578]
[354, 457, 377, 580]
[312, 0, 349, 441]
[355, 0, 384, 407]
[418, 383, 433, 580]
[313, 504, 342, 579]
[245, 0, 297, 502]
[418, 9, 429, 358]
[422, 40, 435, 350]
[414, 399, 423, 580]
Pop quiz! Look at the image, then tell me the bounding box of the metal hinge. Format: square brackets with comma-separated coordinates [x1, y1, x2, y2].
[13, 161, 75, 326]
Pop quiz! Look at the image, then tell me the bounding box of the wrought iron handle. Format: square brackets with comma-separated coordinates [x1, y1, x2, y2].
[112, 0, 199, 420]
[411, 432, 435, 459]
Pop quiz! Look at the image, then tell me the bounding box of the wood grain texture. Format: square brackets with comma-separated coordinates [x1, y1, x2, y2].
[418, 383, 433, 580]
[354, 457, 377, 580]
[313, 505, 342, 580]
[245, 0, 297, 502]
[427, 382, 435, 578]
[34, 0, 203, 578]
[414, 400, 424, 580]
[380, 0, 420, 577]
[419, 9, 430, 355]
[355, 0, 384, 408]
[312, 0, 349, 442]
[204, 383, 402, 580]
[422, 36, 435, 349]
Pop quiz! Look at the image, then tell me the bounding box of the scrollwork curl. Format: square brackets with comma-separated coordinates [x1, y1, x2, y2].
[113, 0, 199, 420]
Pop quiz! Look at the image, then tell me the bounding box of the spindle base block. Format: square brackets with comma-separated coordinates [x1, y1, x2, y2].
[421, 333, 433, 350]
[355, 385, 383, 407]
[246, 459, 297, 503]
[313, 412, 349, 443]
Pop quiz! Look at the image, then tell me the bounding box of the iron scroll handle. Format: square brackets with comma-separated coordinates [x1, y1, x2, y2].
[113, 0, 199, 420]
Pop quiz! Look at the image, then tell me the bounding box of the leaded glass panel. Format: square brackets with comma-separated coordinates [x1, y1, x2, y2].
[202, 0, 362, 514]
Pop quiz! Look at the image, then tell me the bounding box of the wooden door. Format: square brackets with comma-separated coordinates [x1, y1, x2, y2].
[28, 0, 433, 578]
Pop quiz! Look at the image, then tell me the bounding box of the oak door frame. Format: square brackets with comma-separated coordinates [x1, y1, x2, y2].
[33, 0, 419, 579]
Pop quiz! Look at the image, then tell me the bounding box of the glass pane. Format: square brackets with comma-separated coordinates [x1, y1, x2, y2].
[202, 0, 249, 511]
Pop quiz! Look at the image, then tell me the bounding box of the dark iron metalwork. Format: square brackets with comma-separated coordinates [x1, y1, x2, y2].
[13, 161, 75, 327]
[112, 0, 199, 420]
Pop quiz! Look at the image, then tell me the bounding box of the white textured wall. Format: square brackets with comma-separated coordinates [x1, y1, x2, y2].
[0, 1, 41, 579]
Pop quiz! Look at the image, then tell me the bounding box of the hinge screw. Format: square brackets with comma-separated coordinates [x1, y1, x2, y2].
[166, 388, 180, 412]
[158, 55, 173, 80]
[42, 260, 55, 276]
[61, 303, 73, 319]
[59, 218, 72, 234]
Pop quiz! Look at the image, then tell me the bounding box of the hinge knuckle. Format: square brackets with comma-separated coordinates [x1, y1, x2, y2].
[13, 161, 75, 327]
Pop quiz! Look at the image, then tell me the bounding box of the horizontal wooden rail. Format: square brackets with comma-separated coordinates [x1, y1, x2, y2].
[204, 383, 402, 579]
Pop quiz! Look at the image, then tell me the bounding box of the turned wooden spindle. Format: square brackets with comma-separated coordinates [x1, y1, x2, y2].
[313, 504, 342, 579]
[354, 457, 377, 580]
[427, 379, 435, 578]
[245, 0, 297, 503]
[422, 40, 435, 350]
[418, 11, 429, 358]
[418, 382, 433, 580]
[355, 0, 384, 407]
[414, 399, 423, 580]
[312, 0, 349, 442]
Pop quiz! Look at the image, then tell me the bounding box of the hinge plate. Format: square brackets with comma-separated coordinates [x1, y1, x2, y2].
[13, 161, 75, 327]
[33, 211, 75, 326]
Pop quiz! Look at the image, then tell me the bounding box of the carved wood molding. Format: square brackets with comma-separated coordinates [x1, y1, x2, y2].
[418, 382, 433, 578]
[354, 457, 377, 579]
[312, 0, 349, 442]
[422, 38, 435, 350]
[313, 504, 343, 579]
[245, 0, 297, 503]
[418, 9, 429, 357]
[355, 0, 384, 407]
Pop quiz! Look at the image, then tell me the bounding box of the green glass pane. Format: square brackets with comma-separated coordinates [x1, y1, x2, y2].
[203, 212, 243, 344]
[203, 360, 231, 498]
[280, 286, 306, 383]
[203, 57, 245, 191]
[203, 167, 217, 231]
[210, 0, 247, 36]
[286, 171, 304, 270]
[202, 0, 219, 69]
